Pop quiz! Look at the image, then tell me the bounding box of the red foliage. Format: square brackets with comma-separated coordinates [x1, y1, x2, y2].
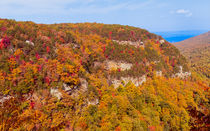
[46, 46, 50, 53]
[38, 65, 42, 72]
[30, 101, 35, 109]
[109, 31, 112, 40]
[111, 49, 114, 53]
[148, 126, 156, 131]
[36, 53, 40, 60]
[0, 42, 3, 49]
[44, 77, 50, 85]
[98, 90, 102, 96]
[21, 60, 26, 65]
[0, 37, 10, 49]
[44, 56, 48, 62]
[112, 93, 115, 97]
[15, 55, 20, 60]
[71, 73, 76, 77]
[115, 126, 121, 131]
[171, 58, 175, 67]
[0, 26, 7, 32]
[29, 60, 34, 64]
[80, 122, 87, 128]
[103, 46, 106, 53]
[42, 43, 46, 48]
[130, 31, 134, 37]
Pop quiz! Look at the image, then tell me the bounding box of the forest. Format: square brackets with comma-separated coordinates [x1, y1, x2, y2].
[0, 19, 209, 130]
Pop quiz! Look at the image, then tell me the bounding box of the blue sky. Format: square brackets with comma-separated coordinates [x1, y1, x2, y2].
[0, 0, 209, 32]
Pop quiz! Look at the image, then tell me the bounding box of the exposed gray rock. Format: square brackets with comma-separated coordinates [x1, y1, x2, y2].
[156, 71, 162, 77]
[0, 95, 13, 105]
[50, 88, 62, 100]
[79, 78, 88, 93]
[159, 39, 165, 44]
[88, 98, 99, 105]
[113, 40, 144, 48]
[72, 43, 80, 49]
[63, 83, 72, 92]
[25, 40, 34, 46]
[112, 75, 146, 88]
[172, 66, 191, 79]
[93, 62, 103, 68]
[105, 60, 133, 71]
[67, 78, 88, 98]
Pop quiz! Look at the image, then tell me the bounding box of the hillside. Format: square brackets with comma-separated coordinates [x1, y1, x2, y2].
[174, 31, 210, 80]
[175, 31, 210, 50]
[0, 19, 209, 130]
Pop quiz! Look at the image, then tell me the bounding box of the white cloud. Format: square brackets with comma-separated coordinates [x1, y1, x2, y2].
[174, 9, 193, 17]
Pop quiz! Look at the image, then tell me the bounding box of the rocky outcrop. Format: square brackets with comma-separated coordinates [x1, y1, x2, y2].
[25, 40, 34, 46]
[62, 78, 88, 98]
[0, 95, 13, 105]
[72, 43, 80, 49]
[112, 75, 146, 88]
[93, 62, 104, 68]
[113, 40, 144, 48]
[63, 83, 72, 92]
[173, 66, 191, 79]
[88, 98, 99, 105]
[105, 60, 133, 71]
[156, 71, 162, 77]
[50, 88, 62, 100]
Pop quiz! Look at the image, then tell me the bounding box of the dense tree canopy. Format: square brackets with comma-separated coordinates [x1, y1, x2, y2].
[0, 19, 209, 130]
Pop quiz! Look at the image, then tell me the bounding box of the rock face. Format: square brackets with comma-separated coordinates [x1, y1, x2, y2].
[0, 95, 13, 105]
[159, 40, 165, 44]
[104, 60, 147, 88]
[112, 75, 146, 88]
[63, 83, 72, 92]
[62, 78, 88, 98]
[156, 71, 162, 77]
[113, 40, 144, 48]
[88, 98, 99, 105]
[72, 43, 80, 49]
[105, 60, 133, 71]
[50, 88, 62, 100]
[25, 40, 34, 46]
[173, 66, 191, 79]
[79, 78, 88, 92]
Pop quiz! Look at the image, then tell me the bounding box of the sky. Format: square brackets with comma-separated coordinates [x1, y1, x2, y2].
[0, 0, 209, 32]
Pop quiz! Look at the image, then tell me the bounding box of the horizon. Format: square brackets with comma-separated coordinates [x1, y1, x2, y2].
[0, 0, 210, 32]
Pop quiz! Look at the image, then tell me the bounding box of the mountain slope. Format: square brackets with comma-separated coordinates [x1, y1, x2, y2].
[174, 31, 210, 80]
[175, 31, 210, 51]
[0, 19, 209, 130]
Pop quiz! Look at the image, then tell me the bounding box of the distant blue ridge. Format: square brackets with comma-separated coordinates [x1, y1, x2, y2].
[154, 30, 208, 43]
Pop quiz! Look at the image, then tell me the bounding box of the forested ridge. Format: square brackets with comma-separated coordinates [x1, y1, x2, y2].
[174, 31, 210, 84]
[0, 19, 209, 130]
